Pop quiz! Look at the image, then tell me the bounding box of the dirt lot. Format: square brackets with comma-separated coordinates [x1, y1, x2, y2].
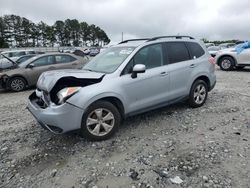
[0, 68, 250, 188]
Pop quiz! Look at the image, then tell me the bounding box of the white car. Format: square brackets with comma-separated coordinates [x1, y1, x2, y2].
[215, 42, 250, 70]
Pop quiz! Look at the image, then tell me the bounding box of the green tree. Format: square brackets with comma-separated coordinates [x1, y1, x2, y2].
[0, 17, 9, 48]
[54, 20, 65, 46]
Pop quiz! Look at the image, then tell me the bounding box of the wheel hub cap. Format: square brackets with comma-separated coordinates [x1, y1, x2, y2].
[194, 84, 206, 104]
[221, 59, 231, 69]
[11, 79, 24, 91]
[86, 108, 115, 136]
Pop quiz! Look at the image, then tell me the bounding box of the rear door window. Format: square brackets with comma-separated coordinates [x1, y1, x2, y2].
[186, 42, 205, 59]
[32, 56, 55, 67]
[165, 42, 190, 64]
[55, 55, 76, 64]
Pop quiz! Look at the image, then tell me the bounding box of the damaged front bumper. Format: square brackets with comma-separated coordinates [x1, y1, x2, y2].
[27, 92, 84, 134]
[0, 76, 8, 89]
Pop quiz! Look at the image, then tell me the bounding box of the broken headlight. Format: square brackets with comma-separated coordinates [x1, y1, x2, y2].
[57, 87, 81, 104]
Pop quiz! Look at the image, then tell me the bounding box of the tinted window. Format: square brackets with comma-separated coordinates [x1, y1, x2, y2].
[32, 56, 54, 67]
[55, 55, 76, 64]
[122, 44, 163, 75]
[166, 42, 190, 64]
[186, 42, 205, 58]
[134, 44, 163, 69]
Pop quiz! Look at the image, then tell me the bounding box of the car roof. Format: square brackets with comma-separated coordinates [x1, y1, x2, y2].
[115, 36, 199, 48]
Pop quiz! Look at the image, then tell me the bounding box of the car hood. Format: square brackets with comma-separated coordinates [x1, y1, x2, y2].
[37, 69, 105, 92]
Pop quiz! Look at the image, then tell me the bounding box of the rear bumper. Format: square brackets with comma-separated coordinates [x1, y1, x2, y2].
[27, 92, 84, 134]
[209, 74, 216, 91]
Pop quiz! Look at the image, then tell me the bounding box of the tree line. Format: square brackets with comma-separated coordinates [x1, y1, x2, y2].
[201, 38, 245, 45]
[0, 14, 110, 48]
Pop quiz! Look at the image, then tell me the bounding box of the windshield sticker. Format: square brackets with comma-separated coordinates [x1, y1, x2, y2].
[120, 49, 133, 55]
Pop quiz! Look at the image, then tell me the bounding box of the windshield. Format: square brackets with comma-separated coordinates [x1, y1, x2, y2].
[83, 46, 135, 73]
[20, 56, 38, 66]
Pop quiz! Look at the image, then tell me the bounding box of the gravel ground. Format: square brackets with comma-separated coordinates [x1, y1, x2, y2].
[0, 68, 250, 188]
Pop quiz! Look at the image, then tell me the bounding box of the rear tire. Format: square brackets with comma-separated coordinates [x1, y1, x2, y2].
[189, 80, 208, 108]
[80, 101, 121, 141]
[8, 77, 26, 92]
[219, 56, 234, 71]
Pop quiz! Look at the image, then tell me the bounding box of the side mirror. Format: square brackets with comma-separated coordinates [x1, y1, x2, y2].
[27, 63, 35, 69]
[131, 64, 146, 78]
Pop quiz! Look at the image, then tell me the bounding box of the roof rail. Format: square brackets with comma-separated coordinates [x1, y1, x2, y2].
[118, 38, 150, 44]
[148, 35, 195, 41]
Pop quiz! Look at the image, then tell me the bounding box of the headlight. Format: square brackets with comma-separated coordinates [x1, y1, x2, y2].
[57, 87, 81, 104]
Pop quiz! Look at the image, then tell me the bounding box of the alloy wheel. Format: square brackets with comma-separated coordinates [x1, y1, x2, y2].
[10, 78, 25, 91]
[221, 59, 232, 70]
[193, 84, 207, 104]
[86, 108, 115, 137]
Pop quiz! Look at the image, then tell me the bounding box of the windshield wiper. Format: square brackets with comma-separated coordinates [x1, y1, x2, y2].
[1, 54, 18, 66]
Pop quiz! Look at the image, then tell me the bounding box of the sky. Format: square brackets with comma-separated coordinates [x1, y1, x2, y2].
[0, 0, 250, 43]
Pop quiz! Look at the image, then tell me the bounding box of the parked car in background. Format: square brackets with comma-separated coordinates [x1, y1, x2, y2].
[219, 43, 235, 49]
[205, 43, 215, 48]
[1, 54, 37, 70]
[73, 49, 88, 58]
[82, 48, 90, 55]
[0, 49, 36, 58]
[89, 48, 100, 56]
[27, 36, 216, 141]
[208, 46, 221, 57]
[60, 47, 76, 53]
[0, 50, 41, 70]
[100, 46, 109, 53]
[0, 53, 88, 91]
[215, 41, 250, 71]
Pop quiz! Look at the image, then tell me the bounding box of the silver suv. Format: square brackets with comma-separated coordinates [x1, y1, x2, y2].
[28, 36, 216, 141]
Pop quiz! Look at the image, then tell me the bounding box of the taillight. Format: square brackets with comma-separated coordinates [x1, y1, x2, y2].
[209, 56, 215, 65]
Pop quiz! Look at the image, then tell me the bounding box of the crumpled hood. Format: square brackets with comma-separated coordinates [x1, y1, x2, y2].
[37, 69, 105, 92]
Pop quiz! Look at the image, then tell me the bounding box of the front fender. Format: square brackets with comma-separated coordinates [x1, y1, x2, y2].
[67, 90, 126, 113]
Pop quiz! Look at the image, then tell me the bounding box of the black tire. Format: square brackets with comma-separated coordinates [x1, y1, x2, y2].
[189, 80, 208, 108]
[219, 56, 234, 71]
[80, 100, 121, 141]
[7, 77, 26, 92]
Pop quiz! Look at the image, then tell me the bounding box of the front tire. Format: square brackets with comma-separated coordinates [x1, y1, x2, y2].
[80, 101, 121, 141]
[219, 56, 234, 71]
[189, 80, 208, 108]
[8, 77, 26, 92]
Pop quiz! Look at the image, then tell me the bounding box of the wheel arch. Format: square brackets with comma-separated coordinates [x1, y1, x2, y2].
[217, 55, 237, 66]
[192, 75, 211, 91]
[95, 97, 125, 119]
[78, 93, 126, 119]
[7, 75, 28, 86]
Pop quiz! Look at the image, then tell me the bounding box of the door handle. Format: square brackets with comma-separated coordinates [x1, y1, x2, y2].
[190, 64, 196, 68]
[160, 72, 168, 76]
[72, 62, 78, 65]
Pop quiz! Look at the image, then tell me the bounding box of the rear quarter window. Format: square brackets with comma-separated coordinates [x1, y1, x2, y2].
[186, 42, 205, 58]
